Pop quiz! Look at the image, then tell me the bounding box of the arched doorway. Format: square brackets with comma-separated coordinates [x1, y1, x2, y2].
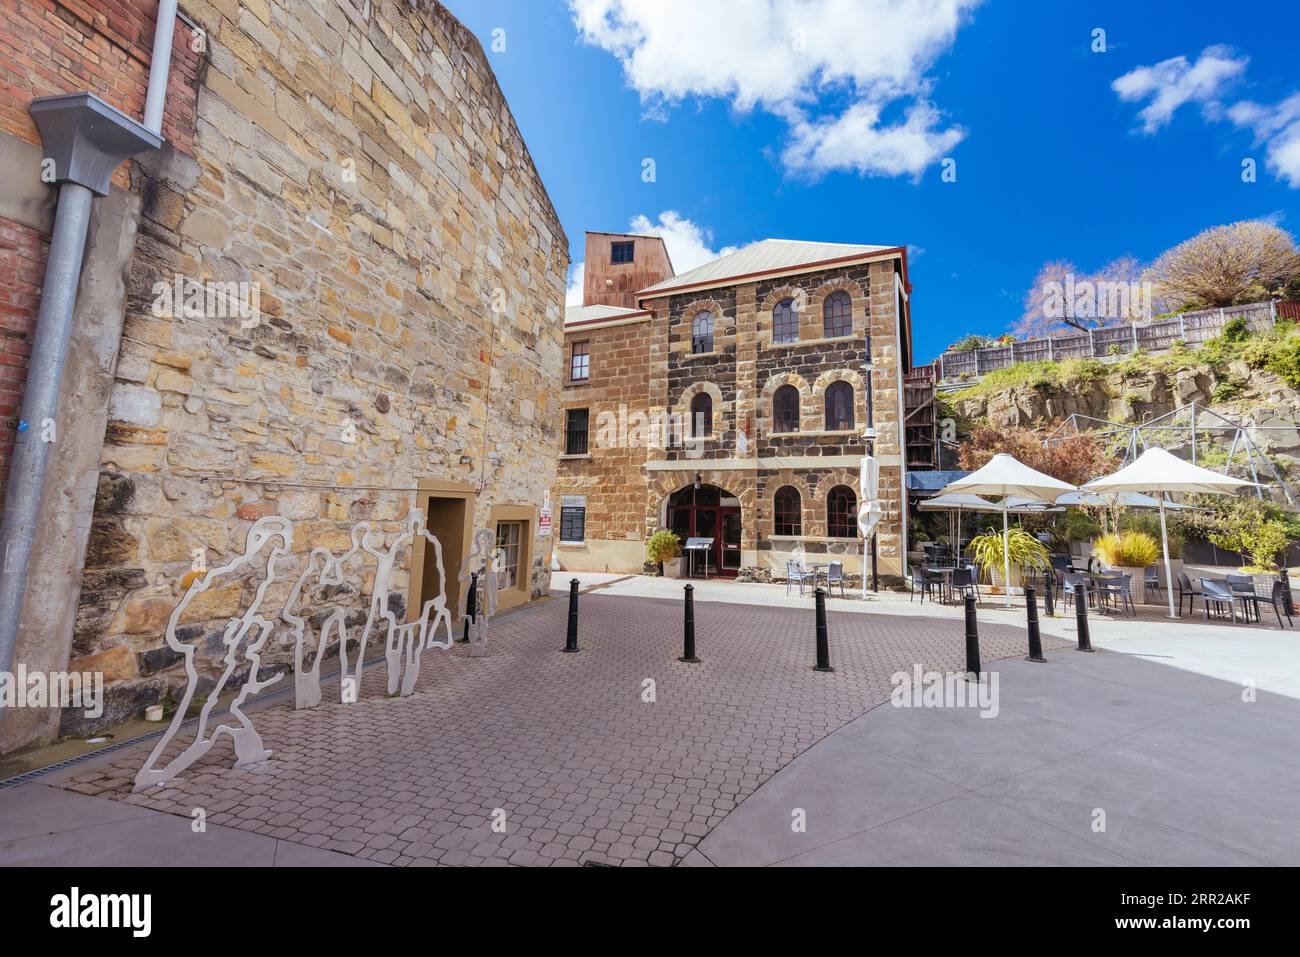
[666, 483, 742, 576]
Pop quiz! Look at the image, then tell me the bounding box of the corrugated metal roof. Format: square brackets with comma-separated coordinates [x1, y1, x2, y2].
[638, 238, 896, 296]
[564, 303, 648, 326]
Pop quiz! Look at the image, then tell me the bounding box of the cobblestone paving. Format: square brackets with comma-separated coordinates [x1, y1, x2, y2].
[53, 586, 1062, 866]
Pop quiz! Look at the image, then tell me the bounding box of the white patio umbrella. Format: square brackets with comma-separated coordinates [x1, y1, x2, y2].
[858, 455, 882, 598]
[1084, 447, 1257, 619]
[941, 454, 1077, 606]
[918, 492, 994, 557]
[1054, 490, 1196, 510]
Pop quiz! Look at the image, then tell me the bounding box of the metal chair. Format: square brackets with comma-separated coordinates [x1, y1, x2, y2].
[825, 560, 847, 598]
[1061, 571, 1089, 610]
[1096, 574, 1136, 617]
[909, 564, 941, 604]
[1200, 578, 1237, 622]
[1177, 570, 1202, 616]
[1226, 574, 1259, 622]
[950, 565, 980, 604]
[1144, 565, 1165, 597]
[785, 561, 815, 597]
[1237, 579, 1294, 629]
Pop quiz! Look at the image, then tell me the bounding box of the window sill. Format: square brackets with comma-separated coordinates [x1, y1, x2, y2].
[557, 540, 587, 547]
[764, 334, 856, 351]
[566, 378, 591, 387]
[560, 453, 592, 460]
[768, 429, 860, 439]
[680, 350, 720, 362]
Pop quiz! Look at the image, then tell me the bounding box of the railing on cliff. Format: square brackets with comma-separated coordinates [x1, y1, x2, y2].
[935, 300, 1281, 384]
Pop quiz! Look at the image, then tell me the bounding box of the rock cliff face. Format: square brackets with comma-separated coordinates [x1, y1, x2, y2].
[949, 361, 1300, 464]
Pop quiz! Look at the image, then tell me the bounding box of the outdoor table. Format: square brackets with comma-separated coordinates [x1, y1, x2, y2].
[806, 562, 831, 589]
[923, 565, 957, 603]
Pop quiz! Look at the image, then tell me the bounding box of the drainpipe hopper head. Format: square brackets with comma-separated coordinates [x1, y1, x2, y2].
[29, 92, 162, 197]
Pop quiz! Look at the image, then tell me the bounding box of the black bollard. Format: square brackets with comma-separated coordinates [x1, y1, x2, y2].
[459, 571, 478, 643]
[680, 584, 701, 663]
[1043, 569, 1055, 618]
[813, 588, 834, 672]
[563, 578, 580, 653]
[964, 593, 981, 679]
[1025, 584, 1046, 663]
[1075, 579, 1094, 652]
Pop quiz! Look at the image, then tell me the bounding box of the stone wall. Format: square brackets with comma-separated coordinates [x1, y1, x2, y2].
[51, 0, 566, 738]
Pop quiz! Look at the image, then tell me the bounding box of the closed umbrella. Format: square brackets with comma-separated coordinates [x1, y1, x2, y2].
[858, 455, 882, 598]
[942, 454, 1076, 606]
[1085, 447, 1257, 619]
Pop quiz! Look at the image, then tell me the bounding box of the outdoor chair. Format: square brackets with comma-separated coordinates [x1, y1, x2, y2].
[1095, 574, 1136, 618]
[825, 560, 847, 598]
[1237, 579, 1294, 630]
[908, 564, 941, 604]
[1177, 571, 1203, 616]
[1200, 578, 1238, 623]
[1226, 574, 1259, 622]
[923, 566, 950, 604]
[1061, 571, 1091, 610]
[950, 565, 980, 604]
[1049, 554, 1073, 575]
[786, 561, 816, 597]
[1144, 565, 1165, 596]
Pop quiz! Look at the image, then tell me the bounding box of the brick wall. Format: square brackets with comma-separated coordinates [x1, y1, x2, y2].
[0, 219, 47, 499]
[556, 317, 653, 552]
[0, 0, 202, 505]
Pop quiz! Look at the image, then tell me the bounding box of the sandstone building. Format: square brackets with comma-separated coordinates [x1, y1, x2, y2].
[555, 231, 914, 579]
[0, 0, 565, 753]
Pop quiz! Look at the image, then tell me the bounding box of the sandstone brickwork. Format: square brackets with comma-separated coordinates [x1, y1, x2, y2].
[557, 243, 913, 579]
[3, 0, 567, 740]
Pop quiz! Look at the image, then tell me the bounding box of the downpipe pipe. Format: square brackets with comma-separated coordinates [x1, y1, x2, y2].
[0, 91, 161, 723]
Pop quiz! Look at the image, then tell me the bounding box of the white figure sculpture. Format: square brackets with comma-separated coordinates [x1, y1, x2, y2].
[282, 546, 342, 710]
[133, 516, 292, 791]
[458, 528, 499, 658]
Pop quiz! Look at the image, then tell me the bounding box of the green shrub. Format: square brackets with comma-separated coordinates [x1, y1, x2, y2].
[1094, 530, 1160, 567]
[966, 527, 1049, 578]
[1060, 508, 1101, 543]
[1207, 500, 1295, 571]
[1120, 512, 1184, 558]
[645, 530, 682, 564]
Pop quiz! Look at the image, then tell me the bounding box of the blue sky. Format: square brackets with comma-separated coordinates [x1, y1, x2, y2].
[445, 0, 1300, 362]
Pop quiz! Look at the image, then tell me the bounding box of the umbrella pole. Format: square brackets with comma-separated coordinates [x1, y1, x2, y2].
[1002, 505, 1012, 608]
[1159, 496, 1177, 619]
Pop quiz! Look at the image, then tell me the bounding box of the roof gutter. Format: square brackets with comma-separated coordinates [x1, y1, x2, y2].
[0, 2, 172, 726]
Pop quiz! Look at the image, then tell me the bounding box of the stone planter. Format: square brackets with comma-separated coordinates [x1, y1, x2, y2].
[1115, 566, 1148, 604]
[665, 557, 687, 579]
[987, 563, 1024, 595]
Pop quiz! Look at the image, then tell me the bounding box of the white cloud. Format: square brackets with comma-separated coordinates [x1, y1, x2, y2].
[627, 211, 741, 272]
[1229, 94, 1300, 188]
[1112, 44, 1248, 133]
[569, 0, 976, 178]
[565, 262, 586, 306]
[783, 100, 964, 179]
[567, 212, 741, 308]
[1113, 45, 1300, 189]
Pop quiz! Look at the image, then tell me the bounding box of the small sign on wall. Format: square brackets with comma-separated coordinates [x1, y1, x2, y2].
[539, 506, 552, 537]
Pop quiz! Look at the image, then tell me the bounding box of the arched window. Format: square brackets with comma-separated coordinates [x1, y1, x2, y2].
[690, 392, 713, 437]
[825, 380, 854, 431]
[773, 384, 800, 433]
[827, 485, 857, 538]
[692, 311, 714, 354]
[774, 486, 802, 536]
[772, 298, 798, 344]
[823, 290, 852, 338]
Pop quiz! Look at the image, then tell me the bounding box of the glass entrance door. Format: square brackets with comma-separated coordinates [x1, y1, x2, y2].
[720, 509, 741, 571]
[665, 484, 741, 577]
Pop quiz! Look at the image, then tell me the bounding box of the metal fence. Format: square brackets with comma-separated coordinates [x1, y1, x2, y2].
[936, 301, 1280, 383]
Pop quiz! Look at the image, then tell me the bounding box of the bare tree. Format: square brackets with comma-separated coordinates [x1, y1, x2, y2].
[1146, 220, 1300, 309]
[1014, 256, 1149, 337]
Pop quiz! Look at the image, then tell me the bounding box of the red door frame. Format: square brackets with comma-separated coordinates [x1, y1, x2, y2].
[668, 491, 741, 577]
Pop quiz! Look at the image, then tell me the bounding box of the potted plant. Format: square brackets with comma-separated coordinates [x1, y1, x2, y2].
[646, 529, 684, 578]
[1060, 508, 1100, 565]
[966, 527, 1049, 594]
[1121, 513, 1184, 584]
[1093, 531, 1159, 604]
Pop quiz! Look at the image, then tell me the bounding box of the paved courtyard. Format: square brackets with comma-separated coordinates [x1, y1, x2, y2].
[3, 572, 1295, 867]
[10, 576, 1047, 867]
